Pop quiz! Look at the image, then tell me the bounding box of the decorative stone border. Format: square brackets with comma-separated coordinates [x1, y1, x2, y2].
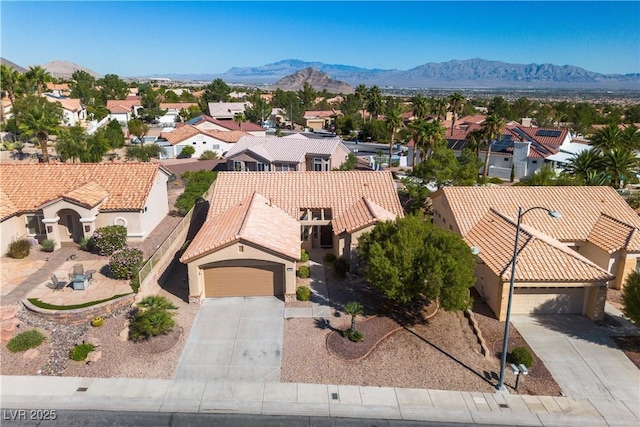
[326, 316, 403, 362]
[464, 309, 490, 357]
[22, 294, 135, 326]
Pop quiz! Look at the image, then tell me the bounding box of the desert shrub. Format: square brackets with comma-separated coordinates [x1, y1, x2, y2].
[179, 145, 195, 158]
[92, 225, 127, 256]
[129, 307, 175, 342]
[174, 170, 217, 215]
[40, 239, 56, 252]
[296, 285, 311, 301]
[8, 238, 30, 259]
[509, 346, 534, 369]
[130, 275, 140, 293]
[343, 329, 364, 342]
[6, 330, 45, 353]
[622, 271, 640, 326]
[109, 247, 144, 279]
[300, 249, 310, 262]
[298, 265, 310, 278]
[199, 150, 218, 160]
[333, 257, 348, 278]
[70, 342, 95, 361]
[79, 237, 95, 252]
[90, 317, 104, 327]
[323, 252, 336, 263]
[138, 295, 177, 310]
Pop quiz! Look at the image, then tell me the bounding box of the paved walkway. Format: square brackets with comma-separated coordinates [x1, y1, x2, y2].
[511, 314, 640, 402]
[284, 259, 331, 319]
[175, 297, 283, 382]
[1, 375, 637, 426]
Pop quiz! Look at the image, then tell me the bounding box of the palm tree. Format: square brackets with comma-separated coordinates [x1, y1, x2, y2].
[562, 149, 604, 182]
[411, 95, 429, 120]
[355, 84, 367, 128]
[17, 96, 62, 163]
[591, 124, 622, 151]
[409, 119, 445, 163]
[466, 128, 485, 160]
[344, 301, 363, 333]
[366, 86, 383, 121]
[480, 114, 505, 178]
[621, 125, 640, 151]
[432, 97, 447, 118]
[234, 112, 246, 131]
[448, 92, 465, 136]
[25, 66, 52, 94]
[385, 109, 402, 161]
[603, 147, 638, 189]
[0, 65, 23, 112]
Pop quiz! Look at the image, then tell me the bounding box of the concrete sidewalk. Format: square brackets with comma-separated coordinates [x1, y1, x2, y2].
[1, 375, 638, 426]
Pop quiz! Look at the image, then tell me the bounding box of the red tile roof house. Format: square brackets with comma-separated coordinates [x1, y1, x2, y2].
[0, 163, 171, 254]
[303, 110, 341, 131]
[158, 125, 249, 159]
[43, 94, 87, 127]
[184, 114, 266, 137]
[157, 102, 199, 126]
[106, 99, 143, 124]
[180, 171, 403, 302]
[431, 186, 640, 321]
[225, 135, 351, 172]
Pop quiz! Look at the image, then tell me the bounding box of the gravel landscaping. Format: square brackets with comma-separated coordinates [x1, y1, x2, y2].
[281, 264, 562, 395]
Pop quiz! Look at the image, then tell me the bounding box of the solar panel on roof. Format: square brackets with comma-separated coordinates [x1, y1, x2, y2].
[186, 117, 201, 125]
[535, 130, 562, 137]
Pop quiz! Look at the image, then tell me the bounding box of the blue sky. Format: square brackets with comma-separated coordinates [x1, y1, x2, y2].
[2, 1, 639, 77]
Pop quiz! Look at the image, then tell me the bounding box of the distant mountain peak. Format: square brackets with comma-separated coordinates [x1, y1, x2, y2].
[270, 67, 354, 93]
[40, 60, 100, 79]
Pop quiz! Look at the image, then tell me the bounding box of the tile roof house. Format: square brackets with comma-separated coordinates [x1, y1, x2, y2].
[106, 99, 143, 124]
[0, 163, 170, 254]
[303, 110, 341, 131]
[43, 94, 87, 127]
[184, 114, 266, 136]
[225, 135, 351, 172]
[431, 186, 640, 320]
[157, 124, 249, 159]
[157, 102, 199, 126]
[180, 171, 403, 302]
[207, 102, 249, 120]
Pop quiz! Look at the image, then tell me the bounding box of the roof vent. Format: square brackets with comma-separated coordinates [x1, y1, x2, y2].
[364, 182, 370, 187]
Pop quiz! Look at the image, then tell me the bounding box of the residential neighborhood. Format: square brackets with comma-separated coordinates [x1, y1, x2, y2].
[1, 55, 639, 426]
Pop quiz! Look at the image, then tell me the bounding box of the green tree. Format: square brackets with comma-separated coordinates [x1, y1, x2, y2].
[366, 86, 383, 121]
[480, 114, 505, 178]
[432, 97, 447, 118]
[603, 147, 638, 188]
[358, 215, 475, 312]
[25, 65, 52, 94]
[127, 118, 149, 144]
[521, 164, 558, 186]
[562, 149, 604, 182]
[413, 140, 458, 189]
[175, 170, 217, 214]
[621, 125, 640, 151]
[163, 90, 180, 103]
[488, 96, 510, 118]
[56, 124, 87, 162]
[138, 83, 165, 121]
[83, 128, 110, 162]
[335, 153, 358, 171]
[622, 271, 640, 326]
[344, 301, 363, 333]
[354, 84, 368, 128]
[399, 178, 431, 215]
[199, 78, 231, 111]
[456, 148, 482, 185]
[0, 64, 24, 114]
[105, 119, 125, 153]
[70, 70, 97, 105]
[125, 144, 165, 162]
[511, 97, 533, 120]
[244, 89, 271, 124]
[98, 74, 128, 100]
[411, 94, 429, 120]
[448, 92, 465, 136]
[385, 108, 402, 160]
[16, 95, 62, 162]
[234, 112, 246, 130]
[297, 82, 316, 110]
[591, 124, 622, 151]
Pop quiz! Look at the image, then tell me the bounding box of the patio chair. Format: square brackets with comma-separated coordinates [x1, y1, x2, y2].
[51, 274, 66, 291]
[73, 264, 84, 276]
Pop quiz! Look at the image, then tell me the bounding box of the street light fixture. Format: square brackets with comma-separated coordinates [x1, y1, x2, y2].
[496, 206, 561, 392]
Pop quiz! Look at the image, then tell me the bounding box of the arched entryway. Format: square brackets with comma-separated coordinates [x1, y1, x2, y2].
[56, 209, 83, 244]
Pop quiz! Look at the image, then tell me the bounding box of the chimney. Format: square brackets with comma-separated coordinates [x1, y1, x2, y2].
[445, 112, 453, 122]
[521, 118, 532, 127]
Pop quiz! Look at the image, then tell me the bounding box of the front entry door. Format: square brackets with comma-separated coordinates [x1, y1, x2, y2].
[320, 225, 333, 248]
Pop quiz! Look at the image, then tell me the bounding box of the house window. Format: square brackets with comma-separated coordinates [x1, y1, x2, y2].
[192, 142, 197, 145]
[313, 158, 329, 171]
[238, 245, 244, 253]
[504, 158, 509, 161]
[280, 164, 290, 172]
[212, 144, 220, 150]
[636, 259, 640, 272]
[26, 214, 45, 235]
[234, 161, 244, 171]
[257, 162, 265, 171]
[532, 160, 538, 164]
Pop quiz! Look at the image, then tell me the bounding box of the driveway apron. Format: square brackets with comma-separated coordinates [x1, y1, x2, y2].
[511, 315, 640, 401]
[176, 297, 284, 382]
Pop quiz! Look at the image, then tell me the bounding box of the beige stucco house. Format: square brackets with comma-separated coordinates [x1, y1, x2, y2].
[0, 163, 170, 254]
[225, 135, 351, 172]
[431, 186, 640, 320]
[180, 171, 403, 302]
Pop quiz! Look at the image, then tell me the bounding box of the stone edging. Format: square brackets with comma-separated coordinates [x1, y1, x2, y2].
[325, 315, 403, 362]
[22, 294, 135, 326]
[464, 309, 490, 357]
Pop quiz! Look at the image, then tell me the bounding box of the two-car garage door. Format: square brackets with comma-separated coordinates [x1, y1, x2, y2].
[203, 260, 284, 298]
[513, 287, 585, 314]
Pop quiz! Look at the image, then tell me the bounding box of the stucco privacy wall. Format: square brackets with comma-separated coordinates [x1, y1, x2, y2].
[186, 240, 296, 302]
[1, 216, 24, 254]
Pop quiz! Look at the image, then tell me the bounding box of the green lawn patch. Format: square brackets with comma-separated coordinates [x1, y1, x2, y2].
[28, 293, 132, 311]
[7, 329, 46, 352]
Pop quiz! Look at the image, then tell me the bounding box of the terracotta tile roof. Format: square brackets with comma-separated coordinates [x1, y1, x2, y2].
[106, 99, 141, 112]
[161, 125, 249, 145]
[180, 192, 301, 262]
[207, 171, 404, 226]
[159, 102, 199, 110]
[226, 136, 348, 163]
[44, 95, 82, 112]
[188, 114, 264, 132]
[46, 83, 70, 91]
[458, 115, 487, 125]
[588, 214, 640, 253]
[0, 188, 18, 220]
[434, 186, 640, 248]
[208, 102, 248, 119]
[304, 110, 340, 119]
[61, 181, 109, 208]
[333, 197, 398, 234]
[0, 163, 165, 220]
[465, 209, 613, 282]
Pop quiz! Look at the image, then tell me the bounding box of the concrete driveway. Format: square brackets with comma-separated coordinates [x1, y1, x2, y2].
[175, 297, 283, 382]
[511, 315, 640, 402]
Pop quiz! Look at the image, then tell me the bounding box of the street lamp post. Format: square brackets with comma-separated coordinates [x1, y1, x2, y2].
[496, 206, 561, 392]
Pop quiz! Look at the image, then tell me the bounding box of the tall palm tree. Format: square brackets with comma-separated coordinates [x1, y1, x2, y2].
[0, 65, 23, 111]
[234, 112, 246, 131]
[410, 119, 445, 162]
[366, 86, 383, 121]
[448, 92, 465, 136]
[621, 125, 640, 151]
[411, 95, 429, 120]
[17, 96, 62, 163]
[603, 147, 638, 189]
[466, 128, 485, 160]
[480, 114, 505, 178]
[385, 109, 402, 160]
[432, 97, 447, 119]
[25, 65, 52, 94]
[355, 84, 367, 128]
[591, 123, 622, 151]
[562, 149, 604, 182]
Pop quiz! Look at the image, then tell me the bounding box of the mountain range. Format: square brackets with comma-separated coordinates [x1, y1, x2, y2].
[270, 67, 355, 93]
[3, 57, 639, 90]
